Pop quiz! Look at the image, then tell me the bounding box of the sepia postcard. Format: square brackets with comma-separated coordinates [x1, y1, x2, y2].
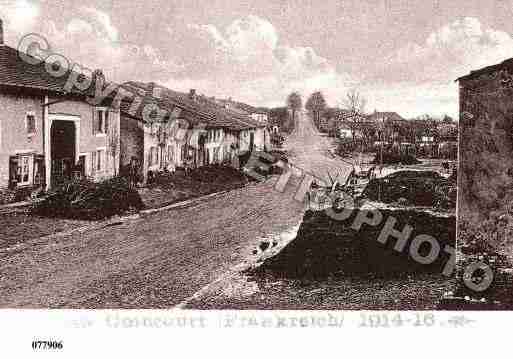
[0, 0, 511, 356]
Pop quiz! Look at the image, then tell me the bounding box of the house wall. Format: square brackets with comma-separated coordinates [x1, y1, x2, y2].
[251, 113, 268, 123]
[0, 90, 119, 190]
[255, 127, 267, 151]
[0, 91, 44, 189]
[120, 117, 187, 182]
[458, 68, 513, 250]
[238, 127, 266, 152]
[120, 114, 144, 177]
[48, 96, 120, 181]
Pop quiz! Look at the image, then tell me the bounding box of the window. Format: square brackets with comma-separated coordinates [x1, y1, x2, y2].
[26, 112, 36, 135]
[94, 109, 109, 135]
[150, 147, 158, 166]
[168, 145, 174, 164]
[33, 156, 44, 185]
[96, 149, 105, 172]
[17, 155, 32, 186]
[213, 147, 220, 163]
[104, 111, 109, 133]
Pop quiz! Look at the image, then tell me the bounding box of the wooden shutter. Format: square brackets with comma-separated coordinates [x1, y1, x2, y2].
[92, 109, 98, 135]
[9, 156, 18, 189]
[91, 151, 96, 175]
[105, 111, 110, 133]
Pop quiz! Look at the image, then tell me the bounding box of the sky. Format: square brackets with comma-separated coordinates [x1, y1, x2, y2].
[2, 0, 513, 118]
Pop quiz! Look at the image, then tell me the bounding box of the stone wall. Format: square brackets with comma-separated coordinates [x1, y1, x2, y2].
[458, 68, 513, 251]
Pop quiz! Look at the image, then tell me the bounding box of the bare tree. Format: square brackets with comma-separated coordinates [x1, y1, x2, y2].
[341, 89, 367, 146]
[287, 92, 302, 127]
[305, 91, 327, 127]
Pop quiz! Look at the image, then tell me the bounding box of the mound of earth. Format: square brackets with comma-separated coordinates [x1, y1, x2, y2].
[33, 177, 143, 220]
[250, 209, 455, 279]
[362, 170, 456, 209]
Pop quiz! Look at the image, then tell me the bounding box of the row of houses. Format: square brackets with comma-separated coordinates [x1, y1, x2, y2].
[0, 21, 269, 192]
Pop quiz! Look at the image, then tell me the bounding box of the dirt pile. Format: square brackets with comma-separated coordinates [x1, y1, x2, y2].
[33, 177, 144, 220]
[188, 165, 249, 185]
[250, 209, 455, 279]
[361, 171, 456, 210]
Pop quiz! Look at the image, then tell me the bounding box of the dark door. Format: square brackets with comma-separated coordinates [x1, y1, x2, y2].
[250, 132, 255, 152]
[51, 120, 76, 186]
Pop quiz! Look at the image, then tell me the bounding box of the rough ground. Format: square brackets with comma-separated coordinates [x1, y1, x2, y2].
[184, 112, 455, 309]
[140, 165, 250, 209]
[0, 179, 305, 308]
[0, 111, 454, 309]
[0, 212, 88, 249]
[187, 273, 454, 310]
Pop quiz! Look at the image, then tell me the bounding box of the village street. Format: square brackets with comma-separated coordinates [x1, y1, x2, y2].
[0, 111, 351, 308]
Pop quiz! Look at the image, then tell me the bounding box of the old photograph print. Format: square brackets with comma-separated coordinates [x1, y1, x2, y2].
[0, 0, 507, 310]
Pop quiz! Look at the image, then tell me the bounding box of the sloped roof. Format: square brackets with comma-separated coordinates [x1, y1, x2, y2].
[0, 44, 92, 96]
[366, 111, 406, 123]
[337, 109, 366, 122]
[0, 44, 264, 131]
[456, 57, 513, 82]
[123, 82, 265, 131]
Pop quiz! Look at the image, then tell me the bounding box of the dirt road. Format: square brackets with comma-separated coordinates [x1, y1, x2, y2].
[284, 110, 354, 180]
[0, 111, 354, 308]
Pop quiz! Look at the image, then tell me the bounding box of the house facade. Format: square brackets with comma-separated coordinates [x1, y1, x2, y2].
[456, 55, 513, 258]
[0, 37, 119, 192]
[117, 82, 269, 182]
[250, 110, 269, 125]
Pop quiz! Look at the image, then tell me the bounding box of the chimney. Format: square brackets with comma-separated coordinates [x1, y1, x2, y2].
[92, 69, 105, 89]
[0, 19, 4, 45]
[189, 89, 196, 100]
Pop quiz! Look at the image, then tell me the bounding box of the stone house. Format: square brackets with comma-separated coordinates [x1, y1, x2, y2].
[457, 58, 513, 224]
[0, 24, 119, 193]
[117, 82, 269, 182]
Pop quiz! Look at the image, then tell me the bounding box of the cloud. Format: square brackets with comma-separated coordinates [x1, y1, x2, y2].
[361, 82, 458, 118]
[1, 4, 181, 83]
[79, 6, 119, 42]
[359, 17, 513, 117]
[3, 6, 500, 117]
[375, 17, 513, 84]
[0, 0, 40, 37]
[165, 15, 353, 107]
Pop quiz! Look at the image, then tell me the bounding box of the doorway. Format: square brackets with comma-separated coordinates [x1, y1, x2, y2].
[249, 132, 255, 152]
[51, 120, 76, 187]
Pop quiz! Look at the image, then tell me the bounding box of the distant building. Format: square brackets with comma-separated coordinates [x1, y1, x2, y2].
[250, 110, 269, 124]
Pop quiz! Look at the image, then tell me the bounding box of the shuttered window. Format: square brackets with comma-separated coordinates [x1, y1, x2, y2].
[26, 113, 36, 135]
[93, 108, 108, 135]
[104, 111, 109, 133]
[20, 155, 31, 184]
[97, 149, 105, 171]
[149, 147, 158, 166]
